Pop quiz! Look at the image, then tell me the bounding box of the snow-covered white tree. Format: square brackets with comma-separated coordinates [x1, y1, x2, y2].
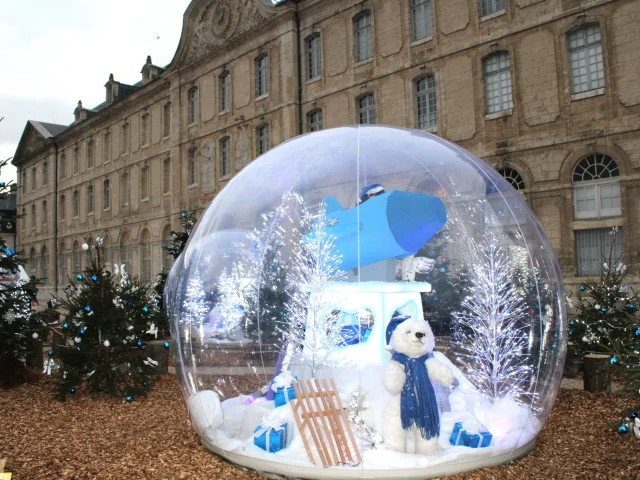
[182, 270, 209, 341]
[452, 233, 533, 403]
[284, 200, 347, 377]
[216, 265, 248, 337]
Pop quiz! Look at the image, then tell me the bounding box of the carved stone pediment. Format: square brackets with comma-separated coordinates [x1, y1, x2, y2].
[185, 0, 271, 65]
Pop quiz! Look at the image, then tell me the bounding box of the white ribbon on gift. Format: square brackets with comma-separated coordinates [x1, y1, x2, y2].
[270, 370, 295, 392]
[143, 357, 159, 367]
[43, 358, 54, 375]
[254, 417, 286, 453]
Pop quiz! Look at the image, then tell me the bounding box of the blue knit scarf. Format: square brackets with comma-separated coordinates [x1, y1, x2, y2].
[391, 352, 440, 440]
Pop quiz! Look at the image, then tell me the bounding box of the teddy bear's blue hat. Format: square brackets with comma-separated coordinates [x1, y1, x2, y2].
[385, 315, 412, 345]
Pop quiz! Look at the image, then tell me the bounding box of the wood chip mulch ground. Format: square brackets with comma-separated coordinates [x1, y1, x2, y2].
[1, 375, 639, 480]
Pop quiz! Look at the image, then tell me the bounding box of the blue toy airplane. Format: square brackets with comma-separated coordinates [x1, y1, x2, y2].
[307, 189, 447, 271]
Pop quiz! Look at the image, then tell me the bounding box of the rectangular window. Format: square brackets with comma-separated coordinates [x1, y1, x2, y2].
[307, 34, 322, 80]
[188, 87, 199, 125]
[358, 94, 376, 124]
[42, 201, 47, 225]
[163, 158, 171, 194]
[121, 124, 130, 154]
[416, 75, 437, 129]
[87, 185, 94, 214]
[141, 166, 150, 200]
[103, 180, 110, 210]
[576, 228, 623, 277]
[255, 55, 269, 97]
[355, 12, 373, 62]
[484, 51, 513, 114]
[411, 0, 432, 42]
[574, 182, 621, 219]
[31, 168, 36, 191]
[188, 149, 198, 185]
[220, 73, 231, 112]
[73, 190, 79, 217]
[257, 125, 269, 156]
[568, 25, 605, 94]
[31, 204, 35, 229]
[141, 114, 150, 146]
[87, 140, 94, 168]
[308, 110, 323, 132]
[103, 132, 111, 162]
[163, 103, 171, 138]
[60, 196, 65, 221]
[42, 162, 48, 186]
[221, 137, 231, 177]
[21, 208, 25, 230]
[73, 147, 79, 174]
[59, 248, 67, 284]
[479, 0, 506, 17]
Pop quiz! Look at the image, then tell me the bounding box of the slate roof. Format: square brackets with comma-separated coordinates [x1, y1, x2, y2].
[30, 120, 67, 138]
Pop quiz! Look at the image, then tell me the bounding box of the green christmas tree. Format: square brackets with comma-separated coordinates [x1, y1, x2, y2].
[0, 158, 45, 386]
[48, 238, 162, 400]
[165, 209, 196, 259]
[570, 227, 640, 395]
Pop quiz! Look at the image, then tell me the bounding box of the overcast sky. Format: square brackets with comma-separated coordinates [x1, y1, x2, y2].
[0, 0, 192, 184]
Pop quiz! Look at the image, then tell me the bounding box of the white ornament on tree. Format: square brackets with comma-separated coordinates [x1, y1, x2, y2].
[82, 243, 89, 251]
[103, 339, 110, 347]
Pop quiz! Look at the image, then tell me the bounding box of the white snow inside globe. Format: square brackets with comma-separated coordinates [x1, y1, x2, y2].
[167, 126, 566, 479]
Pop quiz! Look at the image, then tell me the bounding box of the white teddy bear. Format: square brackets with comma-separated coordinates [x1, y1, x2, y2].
[383, 316, 454, 455]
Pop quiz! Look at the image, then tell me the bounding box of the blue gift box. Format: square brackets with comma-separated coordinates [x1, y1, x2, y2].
[254, 423, 288, 453]
[338, 325, 372, 346]
[274, 376, 297, 407]
[450, 422, 492, 448]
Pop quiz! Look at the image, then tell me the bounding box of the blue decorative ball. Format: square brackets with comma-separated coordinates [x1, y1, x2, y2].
[76, 346, 81, 351]
[163, 341, 170, 349]
[136, 339, 143, 347]
[84, 306, 91, 312]
[35, 319, 40, 324]
[143, 306, 149, 313]
[69, 387, 76, 394]
[569, 330, 573, 336]
[0, 182, 5, 187]
[630, 304, 636, 310]
[126, 395, 133, 403]
[635, 328, 640, 336]
[63, 323, 69, 329]
[579, 285, 586, 291]
[11, 268, 17, 274]
[619, 424, 629, 434]
[91, 275, 98, 282]
[630, 411, 638, 420]
[434, 297, 439, 301]
[610, 356, 620, 365]
[76, 274, 83, 281]
[569, 321, 575, 326]
[601, 307, 607, 313]
[573, 350, 579, 357]
[525, 283, 531, 289]
[48, 349, 54, 356]
[181, 212, 187, 218]
[5, 248, 14, 256]
[451, 261, 456, 265]
[79, 328, 85, 335]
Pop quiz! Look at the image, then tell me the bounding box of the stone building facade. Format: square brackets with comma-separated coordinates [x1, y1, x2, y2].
[12, 0, 640, 302]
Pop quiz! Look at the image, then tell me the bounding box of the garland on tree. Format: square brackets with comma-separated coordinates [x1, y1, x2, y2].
[0, 158, 45, 386]
[47, 238, 162, 401]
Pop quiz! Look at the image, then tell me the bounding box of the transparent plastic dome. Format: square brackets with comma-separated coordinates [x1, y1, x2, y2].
[167, 126, 566, 479]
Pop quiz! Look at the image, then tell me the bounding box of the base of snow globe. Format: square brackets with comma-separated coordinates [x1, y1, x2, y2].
[202, 437, 536, 480]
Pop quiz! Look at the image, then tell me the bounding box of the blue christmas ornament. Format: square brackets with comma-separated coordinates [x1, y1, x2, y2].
[163, 341, 170, 349]
[69, 387, 76, 394]
[630, 411, 638, 420]
[439, 267, 446, 273]
[630, 304, 636, 310]
[451, 261, 456, 265]
[136, 339, 143, 347]
[619, 424, 629, 434]
[76, 346, 81, 351]
[569, 321, 575, 326]
[601, 307, 607, 313]
[76, 274, 83, 281]
[573, 350, 579, 357]
[434, 297, 439, 301]
[48, 349, 54, 356]
[636, 328, 640, 336]
[0, 182, 5, 187]
[610, 356, 620, 365]
[525, 283, 531, 289]
[35, 319, 40, 324]
[579, 285, 586, 292]
[91, 275, 98, 282]
[11, 268, 17, 274]
[5, 248, 14, 256]
[181, 212, 187, 218]
[143, 306, 149, 313]
[84, 306, 91, 312]
[126, 395, 133, 403]
[80, 328, 85, 335]
[63, 323, 69, 329]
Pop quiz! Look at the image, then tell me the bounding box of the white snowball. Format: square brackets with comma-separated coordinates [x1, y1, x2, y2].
[74, 337, 81, 343]
[32, 332, 38, 339]
[82, 243, 89, 251]
[187, 390, 224, 434]
[103, 340, 110, 347]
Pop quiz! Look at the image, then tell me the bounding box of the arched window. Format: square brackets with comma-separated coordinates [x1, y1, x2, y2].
[103, 179, 110, 210]
[87, 184, 94, 214]
[140, 229, 151, 283]
[72, 240, 81, 274]
[162, 225, 173, 272]
[29, 247, 36, 276]
[59, 243, 67, 284]
[306, 34, 321, 80]
[73, 189, 79, 218]
[573, 154, 620, 219]
[568, 25, 604, 95]
[498, 167, 526, 191]
[255, 54, 269, 97]
[121, 123, 130, 154]
[42, 161, 48, 186]
[141, 113, 150, 146]
[416, 75, 437, 129]
[484, 51, 513, 114]
[163, 102, 171, 138]
[354, 11, 373, 62]
[87, 139, 94, 168]
[103, 130, 111, 162]
[188, 148, 198, 185]
[120, 232, 130, 273]
[219, 72, 231, 112]
[187, 86, 199, 125]
[41, 246, 48, 282]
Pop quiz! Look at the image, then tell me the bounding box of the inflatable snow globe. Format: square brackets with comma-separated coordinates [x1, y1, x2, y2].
[167, 126, 566, 479]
